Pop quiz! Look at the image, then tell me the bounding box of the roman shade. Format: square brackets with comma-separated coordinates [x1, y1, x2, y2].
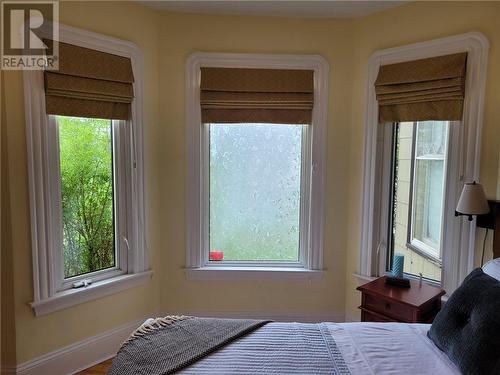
[375, 52, 467, 123]
[200, 67, 314, 124]
[44, 41, 134, 120]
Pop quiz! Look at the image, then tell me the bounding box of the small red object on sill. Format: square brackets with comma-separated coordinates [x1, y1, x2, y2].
[209, 251, 224, 261]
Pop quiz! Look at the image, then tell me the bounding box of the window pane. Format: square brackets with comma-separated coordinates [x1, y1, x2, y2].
[412, 159, 445, 252]
[58, 116, 115, 278]
[390, 121, 448, 282]
[416, 121, 447, 158]
[209, 124, 302, 262]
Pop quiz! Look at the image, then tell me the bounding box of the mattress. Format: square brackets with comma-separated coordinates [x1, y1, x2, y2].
[178, 321, 460, 374]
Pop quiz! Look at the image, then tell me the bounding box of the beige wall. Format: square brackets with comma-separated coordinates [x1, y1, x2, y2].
[346, 1, 500, 321]
[2, 0, 500, 366]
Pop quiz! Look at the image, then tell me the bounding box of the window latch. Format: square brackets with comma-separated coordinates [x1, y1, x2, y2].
[123, 236, 131, 252]
[72, 279, 92, 288]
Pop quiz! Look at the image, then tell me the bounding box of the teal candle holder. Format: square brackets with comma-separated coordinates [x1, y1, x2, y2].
[392, 253, 404, 278]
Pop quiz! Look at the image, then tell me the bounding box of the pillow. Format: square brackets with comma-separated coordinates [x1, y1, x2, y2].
[428, 268, 500, 375]
[483, 258, 500, 281]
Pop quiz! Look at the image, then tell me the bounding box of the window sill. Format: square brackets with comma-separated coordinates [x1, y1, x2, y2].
[185, 267, 324, 281]
[30, 270, 153, 317]
[353, 273, 377, 283]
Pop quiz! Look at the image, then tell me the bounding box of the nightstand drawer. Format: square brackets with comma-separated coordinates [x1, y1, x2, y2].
[360, 309, 395, 322]
[364, 293, 413, 322]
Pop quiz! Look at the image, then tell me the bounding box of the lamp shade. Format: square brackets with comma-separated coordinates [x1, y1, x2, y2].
[456, 181, 490, 215]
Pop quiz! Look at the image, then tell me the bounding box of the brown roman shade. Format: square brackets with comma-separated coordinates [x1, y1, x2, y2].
[200, 67, 314, 124]
[375, 52, 467, 123]
[44, 42, 134, 120]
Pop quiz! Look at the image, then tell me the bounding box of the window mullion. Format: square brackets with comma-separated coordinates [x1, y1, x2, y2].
[299, 124, 311, 268]
[441, 121, 462, 291]
[113, 120, 129, 274]
[377, 123, 396, 277]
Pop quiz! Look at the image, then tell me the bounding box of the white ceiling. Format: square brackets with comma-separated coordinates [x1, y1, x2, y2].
[139, 1, 408, 19]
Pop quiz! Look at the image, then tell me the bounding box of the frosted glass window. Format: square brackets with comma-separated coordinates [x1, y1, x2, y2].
[209, 124, 303, 262]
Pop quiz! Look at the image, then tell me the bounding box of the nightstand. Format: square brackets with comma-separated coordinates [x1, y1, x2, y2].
[357, 276, 446, 323]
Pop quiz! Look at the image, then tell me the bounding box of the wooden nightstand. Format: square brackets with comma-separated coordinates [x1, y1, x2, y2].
[357, 276, 446, 323]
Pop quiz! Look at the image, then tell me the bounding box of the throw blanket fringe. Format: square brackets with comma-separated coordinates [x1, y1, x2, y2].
[124, 315, 190, 345]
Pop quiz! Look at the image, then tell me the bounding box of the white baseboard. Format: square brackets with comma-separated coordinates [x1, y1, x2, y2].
[14, 315, 153, 375]
[164, 310, 346, 323]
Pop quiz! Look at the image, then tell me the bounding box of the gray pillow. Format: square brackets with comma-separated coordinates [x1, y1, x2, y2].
[428, 268, 500, 375]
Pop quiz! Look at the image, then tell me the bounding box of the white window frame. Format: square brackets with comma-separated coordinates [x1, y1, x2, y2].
[24, 23, 151, 316]
[359, 32, 489, 293]
[185, 52, 329, 280]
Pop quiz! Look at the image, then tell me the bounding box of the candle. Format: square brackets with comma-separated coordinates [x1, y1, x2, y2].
[209, 251, 224, 261]
[392, 253, 404, 278]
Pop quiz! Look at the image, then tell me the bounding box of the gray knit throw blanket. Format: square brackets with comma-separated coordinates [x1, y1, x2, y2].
[108, 316, 270, 375]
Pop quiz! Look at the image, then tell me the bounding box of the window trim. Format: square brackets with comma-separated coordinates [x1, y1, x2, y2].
[359, 32, 489, 293]
[185, 52, 329, 278]
[202, 123, 308, 268]
[24, 23, 151, 316]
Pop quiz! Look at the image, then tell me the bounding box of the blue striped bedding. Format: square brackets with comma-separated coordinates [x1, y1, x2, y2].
[179, 322, 350, 374]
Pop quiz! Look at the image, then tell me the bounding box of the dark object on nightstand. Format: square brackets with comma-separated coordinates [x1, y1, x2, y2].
[385, 275, 411, 288]
[357, 276, 445, 323]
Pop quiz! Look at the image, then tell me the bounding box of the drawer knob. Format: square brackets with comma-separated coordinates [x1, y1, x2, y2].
[385, 303, 391, 310]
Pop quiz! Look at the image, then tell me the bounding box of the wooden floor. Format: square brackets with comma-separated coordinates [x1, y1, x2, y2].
[77, 359, 113, 375]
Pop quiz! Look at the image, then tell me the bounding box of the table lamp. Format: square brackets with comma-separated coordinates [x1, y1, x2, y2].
[455, 181, 489, 221]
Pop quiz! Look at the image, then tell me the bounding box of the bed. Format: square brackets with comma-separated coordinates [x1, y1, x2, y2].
[109, 259, 500, 375]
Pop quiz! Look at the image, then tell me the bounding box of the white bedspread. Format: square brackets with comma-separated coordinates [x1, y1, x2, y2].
[329, 322, 460, 374]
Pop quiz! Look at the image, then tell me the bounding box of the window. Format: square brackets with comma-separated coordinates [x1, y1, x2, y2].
[186, 53, 328, 278]
[25, 25, 150, 316]
[209, 123, 303, 263]
[54, 116, 126, 289]
[359, 32, 489, 294]
[388, 121, 450, 282]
